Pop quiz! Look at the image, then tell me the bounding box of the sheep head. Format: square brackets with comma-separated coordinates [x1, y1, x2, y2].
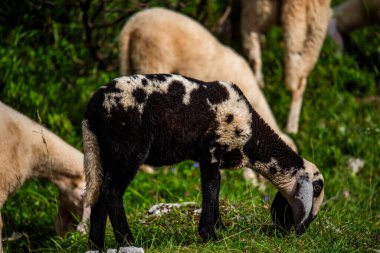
[271, 159, 324, 235]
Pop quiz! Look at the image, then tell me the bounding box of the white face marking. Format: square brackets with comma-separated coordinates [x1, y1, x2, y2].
[302, 159, 324, 217]
[294, 177, 313, 225]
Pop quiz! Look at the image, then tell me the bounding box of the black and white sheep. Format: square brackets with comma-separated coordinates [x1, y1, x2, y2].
[82, 74, 324, 250]
[0, 101, 89, 253]
[118, 7, 296, 151]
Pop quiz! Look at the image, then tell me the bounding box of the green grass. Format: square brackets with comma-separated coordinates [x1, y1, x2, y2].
[1, 2, 380, 252]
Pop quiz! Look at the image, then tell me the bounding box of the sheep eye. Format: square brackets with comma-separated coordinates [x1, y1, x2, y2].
[312, 180, 323, 197]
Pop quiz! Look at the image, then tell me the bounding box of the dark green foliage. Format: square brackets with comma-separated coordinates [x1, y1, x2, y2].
[1, 0, 379, 252]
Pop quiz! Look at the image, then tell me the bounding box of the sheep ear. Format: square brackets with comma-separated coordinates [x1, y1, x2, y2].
[292, 175, 314, 235]
[271, 191, 294, 232]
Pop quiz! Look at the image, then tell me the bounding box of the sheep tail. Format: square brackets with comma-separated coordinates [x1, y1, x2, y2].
[82, 119, 103, 207]
[119, 24, 132, 76]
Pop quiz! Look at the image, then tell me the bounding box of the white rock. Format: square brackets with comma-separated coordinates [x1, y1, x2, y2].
[147, 202, 196, 216]
[118, 246, 145, 253]
[347, 158, 365, 175]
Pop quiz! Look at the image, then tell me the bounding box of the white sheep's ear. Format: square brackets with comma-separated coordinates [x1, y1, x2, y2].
[271, 191, 294, 232]
[292, 175, 314, 235]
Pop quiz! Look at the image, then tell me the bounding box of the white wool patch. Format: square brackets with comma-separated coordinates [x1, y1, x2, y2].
[103, 92, 122, 113]
[210, 146, 218, 163]
[104, 75, 200, 113]
[182, 81, 200, 105]
[209, 81, 252, 150]
[253, 158, 280, 177]
[251, 157, 298, 196]
[294, 177, 313, 225]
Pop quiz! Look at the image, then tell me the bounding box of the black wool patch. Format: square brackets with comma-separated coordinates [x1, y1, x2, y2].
[235, 128, 243, 137]
[106, 80, 122, 93]
[183, 75, 206, 86]
[132, 88, 147, 103]
[269, 166, 277, 174]
[145, 74, 167, 82]
[141, 78, 148, 86]
[222, 148, 243, 168]
[226, 114, 234, 123]
[167, 80, 186, 104]
[205, 81, 230, 104]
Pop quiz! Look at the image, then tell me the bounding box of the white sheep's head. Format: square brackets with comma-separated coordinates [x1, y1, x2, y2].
[271, 159, 324, 235]
[54, 177, 88, 236]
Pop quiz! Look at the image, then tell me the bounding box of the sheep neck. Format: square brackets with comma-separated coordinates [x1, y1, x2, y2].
[243, 110, 302, 194]
[29, 127, 84, 194]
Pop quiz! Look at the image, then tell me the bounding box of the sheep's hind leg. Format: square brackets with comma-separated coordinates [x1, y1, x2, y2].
[199, 158, 221, 241]
[105, 170, 137, 247]
[88, 194, 108, 250]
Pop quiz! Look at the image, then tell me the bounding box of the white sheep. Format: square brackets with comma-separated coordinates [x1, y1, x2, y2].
[82, 74, 324, 250]
[0, 101, 89, 252]
[328, 0, 380, 52]
[240, 0, 331, 133]
[118, 7, 296, 151]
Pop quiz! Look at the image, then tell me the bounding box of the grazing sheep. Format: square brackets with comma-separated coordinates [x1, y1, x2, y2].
[118, 7, 296, 151]
[240, 0, 331, 133]
[0, 101, 89, 252]
[83, 74, 324, 250]
[328, 0, 380, 52]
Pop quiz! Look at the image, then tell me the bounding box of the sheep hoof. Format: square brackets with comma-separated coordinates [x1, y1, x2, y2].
[215, 219, 226, 230]
[199, 229, 218, 242]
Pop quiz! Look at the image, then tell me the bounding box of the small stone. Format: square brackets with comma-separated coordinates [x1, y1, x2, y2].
[118, 246, 145, 253]
[347, 158, 365, 175]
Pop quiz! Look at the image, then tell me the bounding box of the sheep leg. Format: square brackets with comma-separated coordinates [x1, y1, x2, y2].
[88, 194, 108, 250]
[105, 180, 135, 246]
[213, 170, 225, 230]
[282, 0, 307, 134]
[286, 77, 306, 134]
[199, 159, 221, 241]
[245, 33, 264, 88]
[284, 0, 330, 133]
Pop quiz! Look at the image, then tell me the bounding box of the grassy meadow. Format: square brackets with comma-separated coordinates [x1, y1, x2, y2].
[1, 0, 379, 252]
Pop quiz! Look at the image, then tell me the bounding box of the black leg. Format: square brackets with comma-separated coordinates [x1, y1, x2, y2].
[213, 171, 225, 230]
[105, 182, 135, 246]
[88, 195, 107, 250]
[199, 159, 221, 241]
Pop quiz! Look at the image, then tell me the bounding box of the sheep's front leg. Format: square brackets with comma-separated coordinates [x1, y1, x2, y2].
[88, 195, 108, 250]
[199, 159, 221, 241]
[213, 170, 225, 230]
